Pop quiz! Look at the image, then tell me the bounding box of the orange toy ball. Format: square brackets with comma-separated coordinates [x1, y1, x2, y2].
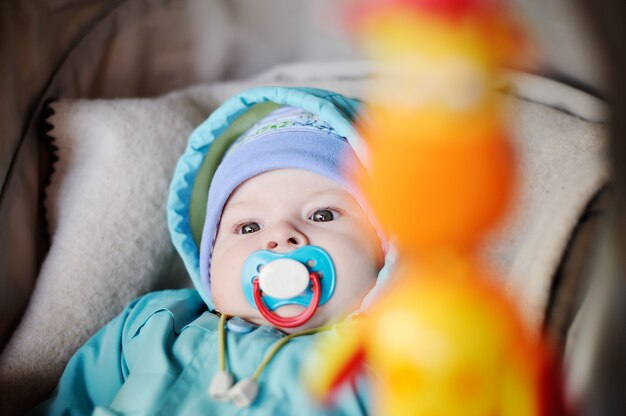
[358, 115, 515, 251]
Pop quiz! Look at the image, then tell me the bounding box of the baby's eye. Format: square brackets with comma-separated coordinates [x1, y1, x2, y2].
[238, 222, 261, 234]
[309, 208, 338, 222]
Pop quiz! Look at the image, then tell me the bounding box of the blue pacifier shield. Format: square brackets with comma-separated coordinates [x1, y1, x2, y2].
[241, 245, 336, 311]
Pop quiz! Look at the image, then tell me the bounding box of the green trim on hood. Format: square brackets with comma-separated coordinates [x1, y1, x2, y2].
[189, 101, 282, 245]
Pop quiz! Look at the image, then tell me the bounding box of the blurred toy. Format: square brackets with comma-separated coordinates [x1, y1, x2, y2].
[356, 0, 519, 251]
[306, 0, 565, 415]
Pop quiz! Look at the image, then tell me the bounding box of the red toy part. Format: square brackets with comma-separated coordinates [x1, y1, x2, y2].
[346, 0, 508, 27]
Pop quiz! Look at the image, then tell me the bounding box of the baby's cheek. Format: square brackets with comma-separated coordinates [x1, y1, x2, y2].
[343, 219, 385, 268]
[210, 277, 228, 309]
[336, 248, 378, 298]
[211, 262, 238, 301]
[213, 281, 243, 314]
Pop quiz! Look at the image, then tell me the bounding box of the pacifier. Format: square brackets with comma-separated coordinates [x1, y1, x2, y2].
[241, 245, 336, 328]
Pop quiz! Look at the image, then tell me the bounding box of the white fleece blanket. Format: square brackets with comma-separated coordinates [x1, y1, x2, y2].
[0, 61, 609, 412]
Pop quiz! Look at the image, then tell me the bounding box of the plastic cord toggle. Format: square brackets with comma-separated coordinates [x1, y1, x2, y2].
[208, 370, 234, 401]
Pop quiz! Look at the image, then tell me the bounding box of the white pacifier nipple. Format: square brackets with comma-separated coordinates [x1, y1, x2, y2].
[258, 258, 310, 299]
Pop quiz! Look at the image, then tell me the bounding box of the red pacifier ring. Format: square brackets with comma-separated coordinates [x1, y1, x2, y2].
[253, 273, 321, 328]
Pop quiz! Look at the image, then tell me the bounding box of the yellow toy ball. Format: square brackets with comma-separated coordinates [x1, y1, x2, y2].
[368, 260, 542, 416]
[306, 258, 564, 416]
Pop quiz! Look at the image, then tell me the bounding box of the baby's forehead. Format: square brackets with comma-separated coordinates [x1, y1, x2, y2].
[223, 169, 353, 209]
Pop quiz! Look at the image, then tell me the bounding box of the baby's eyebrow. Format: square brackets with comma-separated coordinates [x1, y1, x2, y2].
[307, 189, 349, 199]
[223, 188, 351, 216]
[224, 199, 257, 210]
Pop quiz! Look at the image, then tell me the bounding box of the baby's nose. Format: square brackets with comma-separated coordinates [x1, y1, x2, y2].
[266, 223, 309, 251]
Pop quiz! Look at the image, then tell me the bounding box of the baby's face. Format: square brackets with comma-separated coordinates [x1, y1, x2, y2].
[211, 168, 384, 332]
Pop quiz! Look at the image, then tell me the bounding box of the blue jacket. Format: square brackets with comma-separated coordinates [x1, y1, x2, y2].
[34, 87, 383, 415]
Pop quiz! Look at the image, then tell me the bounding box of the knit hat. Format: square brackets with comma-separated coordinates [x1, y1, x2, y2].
[198, 106, 378, 302]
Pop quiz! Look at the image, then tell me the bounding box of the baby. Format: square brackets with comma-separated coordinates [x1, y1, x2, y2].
[211, 168, 383, 331]
[34, 88, 387, 415]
